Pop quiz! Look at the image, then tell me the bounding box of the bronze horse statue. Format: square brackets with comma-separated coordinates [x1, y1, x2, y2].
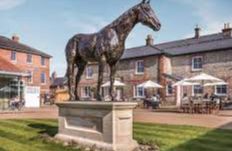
[65, 0, 161, 101]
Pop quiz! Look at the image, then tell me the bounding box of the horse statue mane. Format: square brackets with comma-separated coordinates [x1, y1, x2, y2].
[65, 0, 161, 101]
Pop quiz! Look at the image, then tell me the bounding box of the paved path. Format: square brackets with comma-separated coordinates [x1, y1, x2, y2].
[1, 106, 232, 129]
[134, 109, 232, 130]
[0, 106, 58, 119]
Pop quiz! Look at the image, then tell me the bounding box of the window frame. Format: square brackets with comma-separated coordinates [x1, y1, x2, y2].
[86, 66, 93, 79]
[83, 86, 91, 98]
[133, 85, 145, 98]
[166, 83, 173, 96]
[215, 85, 227, 96]
[41, 56, 46, 66]
[40, 72, 46, 84]
[192, 85, 203, 96]
[135, 60, 145, 75]
[27, 71, 33, 84]
[192, 56, 203, 71]
[27, 54, 33, 64]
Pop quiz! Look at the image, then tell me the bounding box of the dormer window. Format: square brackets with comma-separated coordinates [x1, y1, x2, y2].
[27, 54, 32, 63]
[41, 57, 46, 66]
[11, 51, 17, 62]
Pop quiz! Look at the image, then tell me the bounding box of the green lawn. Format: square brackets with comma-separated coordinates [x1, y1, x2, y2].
[0, 120, 231, 151]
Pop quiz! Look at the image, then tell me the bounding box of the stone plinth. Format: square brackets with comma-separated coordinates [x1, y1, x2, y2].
[55, 101, 138, 151]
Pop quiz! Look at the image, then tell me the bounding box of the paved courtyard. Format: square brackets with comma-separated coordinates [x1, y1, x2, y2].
[1, 106, 232, 129]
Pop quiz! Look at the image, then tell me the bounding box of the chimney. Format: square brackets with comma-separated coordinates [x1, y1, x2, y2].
[194, 25, 201, 38]
[146, 34, 154, 46]
[51, 71, 57, 83]
[222, 23, 232, 38]
[12, 34, 20, 42]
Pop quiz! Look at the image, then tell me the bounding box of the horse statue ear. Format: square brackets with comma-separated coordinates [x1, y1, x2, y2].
[142, 0, 146, 4]
[141, 0, 150, 4]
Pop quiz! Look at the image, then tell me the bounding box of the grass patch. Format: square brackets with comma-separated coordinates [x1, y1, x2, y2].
[0, 120, 232, 151]
[134, 122, 232, 151]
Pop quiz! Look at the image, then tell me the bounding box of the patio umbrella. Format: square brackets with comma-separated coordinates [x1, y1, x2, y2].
[101, 80, 125, 88]
[138, 80, 163, 88]
[204, 81, 228, 87]
[172, 79, 200, 87]
[185, 73, 223, 83]
[185, 73, 224, 97]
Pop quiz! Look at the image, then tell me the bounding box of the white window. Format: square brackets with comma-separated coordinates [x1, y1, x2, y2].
[193, 85, 203, 96]
[192, 56, 203, 71]
[215, 85, 227, 96]
[40, 72, 46, 84]
[86, 66, 93, 79]
[83, 86, 91, 98]
[102, 87, 109, 97]
[11, 51, 17, 61]
[134, 85, 145, 98]
[27, 54, 32, 64]
[27, 71, 33, 83]
[135, 60, 144, 74]
[166, 83, 173, 95]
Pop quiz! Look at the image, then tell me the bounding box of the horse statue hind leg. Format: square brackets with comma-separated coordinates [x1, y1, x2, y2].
[74, 58, 87, 101]
[65, 39, 76, 101]
[109, 61, 118, 101]
[65, 38, 87, 101]
[96, 56, 106, 101]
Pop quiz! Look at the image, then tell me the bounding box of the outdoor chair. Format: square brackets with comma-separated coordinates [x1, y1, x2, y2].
[181, 103, 191, 113]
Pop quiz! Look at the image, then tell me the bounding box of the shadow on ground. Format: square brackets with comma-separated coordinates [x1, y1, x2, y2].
[166, 122, 232, 151]
[28, 123, 58, 137]
[27, 121, 232, 151]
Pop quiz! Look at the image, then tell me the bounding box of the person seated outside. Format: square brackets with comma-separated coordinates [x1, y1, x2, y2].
[210, 93, 217, 101]
[203, 93, 209, 99]
[150, 94, 160, 109]
[182, 93, 189, 104]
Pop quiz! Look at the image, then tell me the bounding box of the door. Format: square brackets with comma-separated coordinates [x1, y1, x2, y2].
[24, 86, 40, 108]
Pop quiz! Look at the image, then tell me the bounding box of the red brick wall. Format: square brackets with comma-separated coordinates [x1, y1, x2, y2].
[0, 48, 50, 95]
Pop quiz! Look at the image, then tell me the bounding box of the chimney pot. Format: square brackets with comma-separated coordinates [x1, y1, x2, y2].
[146, 34, 154, 46]
[12, 34, 20, 42]
[194, 25, 201, 38]
[222, 23, 232, 38]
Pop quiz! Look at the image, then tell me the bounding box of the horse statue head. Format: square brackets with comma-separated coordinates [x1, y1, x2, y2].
[136, 0, 161, 31]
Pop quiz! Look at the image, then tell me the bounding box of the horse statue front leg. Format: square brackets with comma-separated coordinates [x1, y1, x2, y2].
[67, 63, 75, 101]
[96, 58, 105, 101]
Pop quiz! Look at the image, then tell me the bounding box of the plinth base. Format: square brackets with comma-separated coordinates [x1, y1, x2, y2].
[55, 101, 138, 151]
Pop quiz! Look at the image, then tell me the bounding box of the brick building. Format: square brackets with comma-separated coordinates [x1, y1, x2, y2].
[54, 24, 232, 105]
[0, 34, 51, 108]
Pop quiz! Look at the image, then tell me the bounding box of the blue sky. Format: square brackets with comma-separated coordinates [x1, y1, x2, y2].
[0, 0, 231, 76]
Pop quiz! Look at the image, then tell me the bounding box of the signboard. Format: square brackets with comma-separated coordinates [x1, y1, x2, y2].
[24, 86, 40, 108]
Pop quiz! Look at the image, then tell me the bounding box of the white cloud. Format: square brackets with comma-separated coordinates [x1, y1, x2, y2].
[171, 0, 232, 37]
[0, 0, 26, 11]
[63, 12, 108, 33]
